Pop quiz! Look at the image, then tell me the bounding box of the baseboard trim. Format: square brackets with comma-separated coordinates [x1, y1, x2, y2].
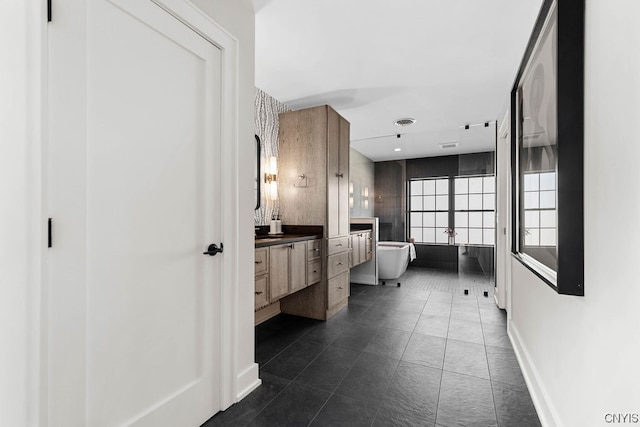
[236, 363, 261, 401]
[508, 321, 561, 427]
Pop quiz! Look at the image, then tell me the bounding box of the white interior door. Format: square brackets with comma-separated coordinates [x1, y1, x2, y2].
[48, 1, 223, 425]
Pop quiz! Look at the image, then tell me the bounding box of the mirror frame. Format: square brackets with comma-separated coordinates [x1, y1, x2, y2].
[510, 0, 584, 296]
[255, 134, 261, 210]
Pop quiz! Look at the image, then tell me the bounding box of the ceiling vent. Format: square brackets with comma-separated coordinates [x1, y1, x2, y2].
[394, 118, 416, 127]
[440, 142, 459, 149]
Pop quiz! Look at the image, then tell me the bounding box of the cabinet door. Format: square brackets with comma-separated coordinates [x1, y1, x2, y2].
[338, 116, 350, 236]
[307, 260, 322, 285]
[328, 272, 349, 308]
[255, 248, 269, 276]
[328, 252, 349, 279]
[307, 239, 322, 261]
[255, 275, 269, 309]
[350, 234, 360, 266]
[358, 233, 367, 264]
[364, 231, 373, 261]
[327, 107, 340, 237]
[269, 244, 289, 301]
[289, 242, 307, 293]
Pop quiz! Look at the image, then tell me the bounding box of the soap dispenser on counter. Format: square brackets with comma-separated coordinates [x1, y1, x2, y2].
[269, 215, 283, 235]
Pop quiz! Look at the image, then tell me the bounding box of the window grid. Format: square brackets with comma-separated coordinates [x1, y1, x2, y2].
[454, 175, 495, 246]
[523, 172, 557, 247]
[409, 177, 449, 244]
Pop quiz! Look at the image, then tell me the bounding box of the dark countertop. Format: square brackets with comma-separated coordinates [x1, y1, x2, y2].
[255, 233, 321, 248]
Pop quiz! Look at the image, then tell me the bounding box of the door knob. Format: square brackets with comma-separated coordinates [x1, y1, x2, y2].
[203, 243, 223, 256]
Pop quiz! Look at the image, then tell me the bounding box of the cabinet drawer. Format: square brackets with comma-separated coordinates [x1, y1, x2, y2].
[328, 272, 349, 308]
[327, 236, 349, 256]
[327, 252, 349, 278]
[307, 239, 322, 261]
[307, 260, 322, 285]
[255, 274, 269, 310]
[255, 248, 269, 276]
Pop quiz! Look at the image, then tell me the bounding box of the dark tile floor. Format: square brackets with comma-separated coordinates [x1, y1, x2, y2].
[204, 267, 541, 427]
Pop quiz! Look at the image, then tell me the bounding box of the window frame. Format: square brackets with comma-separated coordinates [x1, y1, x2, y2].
[408, 177, 450, 245]
[453, 174, 496, 247]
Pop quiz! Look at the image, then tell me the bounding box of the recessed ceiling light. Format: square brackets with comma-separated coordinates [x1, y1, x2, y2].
[394, 148, 402, 152]
[394, 118, 416, 127]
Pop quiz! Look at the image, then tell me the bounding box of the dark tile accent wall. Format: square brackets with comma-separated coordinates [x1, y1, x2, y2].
[458, 151, 496, 177]
[410, 245, 458, 270]
[406, 154, 458, 179]
[477, 245, 495, 275]
[373, 160, 405, 242]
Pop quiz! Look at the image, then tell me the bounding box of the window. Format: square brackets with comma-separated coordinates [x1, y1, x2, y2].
[523, 171, 557, 248]
[409, 178, 449, 244]
[454, 175, 495, 246]
[409, 175, 496, 247]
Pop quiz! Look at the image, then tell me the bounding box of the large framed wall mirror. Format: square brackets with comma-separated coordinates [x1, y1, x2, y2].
[255, 135, 261, 210]
[511, 0, 584, 296]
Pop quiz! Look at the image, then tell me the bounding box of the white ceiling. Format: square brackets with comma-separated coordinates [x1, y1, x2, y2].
[254, 0, 543, 161]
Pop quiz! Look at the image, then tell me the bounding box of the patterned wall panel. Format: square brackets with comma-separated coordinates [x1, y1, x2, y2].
[254, 88, 291, 225]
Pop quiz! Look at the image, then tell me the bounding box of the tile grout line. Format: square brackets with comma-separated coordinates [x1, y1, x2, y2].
[430, 286, 452, 427]
[479, 307, 501, 427]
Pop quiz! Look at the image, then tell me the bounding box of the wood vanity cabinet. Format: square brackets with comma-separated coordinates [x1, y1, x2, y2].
[278, 105, 351, 320]
[269, 241, 307, 301]
[349, 230, 372, 269]
[307, 239, 322, 286]
[279, 105, 350, 239]
[255, 238, 321, 323]
[254, 247, 269, 310]
[364, 231, 373, 262]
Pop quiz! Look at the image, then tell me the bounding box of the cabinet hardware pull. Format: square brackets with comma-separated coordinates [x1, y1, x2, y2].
[255, 260, 262, 264]
[336, 173, 344, 178]
[314, 248, 319, 251]
[337, 262, 343, 265]
[338, 286, 343, 289]
[336, 243, 343, 247]
[255, 291, 263, 295]
[313, 270, 317, 273]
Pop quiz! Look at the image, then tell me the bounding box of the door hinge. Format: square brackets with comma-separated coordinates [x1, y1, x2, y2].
[48, 218, 52, 248]
[47, 0, 52, 22]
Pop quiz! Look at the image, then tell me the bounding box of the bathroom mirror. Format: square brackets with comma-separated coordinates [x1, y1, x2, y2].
[255, 135, 261, 210]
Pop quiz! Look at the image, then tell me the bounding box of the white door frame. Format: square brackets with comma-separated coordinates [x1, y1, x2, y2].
[496, 109, 511, 313]
[0, 2, 47, 426]
[42, 0, 241, 424]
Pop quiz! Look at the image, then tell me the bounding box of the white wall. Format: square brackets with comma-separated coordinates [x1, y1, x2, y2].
[509, 1, 640, 425]
[349, 148, 375, 218]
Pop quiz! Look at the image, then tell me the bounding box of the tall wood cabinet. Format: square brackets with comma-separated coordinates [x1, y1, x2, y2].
[278, 105, 350, 320]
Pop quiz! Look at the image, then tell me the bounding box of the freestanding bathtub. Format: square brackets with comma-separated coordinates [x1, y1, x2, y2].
[377, 242, 410, 280]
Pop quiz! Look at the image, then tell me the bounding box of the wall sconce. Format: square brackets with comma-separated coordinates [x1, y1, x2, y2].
[362, 186, 369, 209]
[349, 181, 354, 209]
[265, 156, 278, 200]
